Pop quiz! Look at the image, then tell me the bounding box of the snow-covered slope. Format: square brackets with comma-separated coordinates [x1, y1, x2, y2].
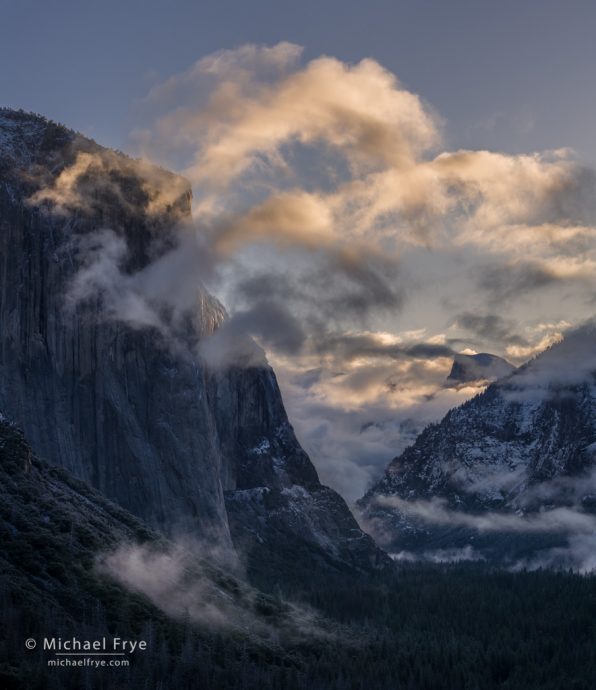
[359, 326, 596, 565]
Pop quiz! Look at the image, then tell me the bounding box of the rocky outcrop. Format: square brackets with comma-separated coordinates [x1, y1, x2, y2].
[446, 352, 515, 387]
[0, 108, 390, 576]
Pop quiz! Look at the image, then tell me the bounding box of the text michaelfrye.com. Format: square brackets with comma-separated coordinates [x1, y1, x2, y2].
[25, 637, 147, 670]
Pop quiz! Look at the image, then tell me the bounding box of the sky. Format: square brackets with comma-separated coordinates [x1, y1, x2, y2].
[4, 0, 596, 501]
[4, 0, 596, 163]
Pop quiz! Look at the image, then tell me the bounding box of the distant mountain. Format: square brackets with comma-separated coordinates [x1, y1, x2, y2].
[446, 352, 516, 386]
[359, 327, 596, 565]
[0, 108, 390, 583]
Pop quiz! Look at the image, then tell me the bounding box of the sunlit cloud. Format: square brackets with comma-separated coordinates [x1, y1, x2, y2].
[28, 42, 596, 502]
[30, 148, 191, 218]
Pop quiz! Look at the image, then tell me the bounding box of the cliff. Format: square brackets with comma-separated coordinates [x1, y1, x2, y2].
[0, 108, 389, 577]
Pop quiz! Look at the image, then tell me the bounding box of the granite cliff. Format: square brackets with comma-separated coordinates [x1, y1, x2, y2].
[0, 108, 389, 579]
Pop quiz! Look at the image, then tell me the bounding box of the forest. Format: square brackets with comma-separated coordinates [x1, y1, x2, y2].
[3, 563, 596, 690]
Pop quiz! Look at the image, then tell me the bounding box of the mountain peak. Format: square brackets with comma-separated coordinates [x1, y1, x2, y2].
[446, 352, 516, 386]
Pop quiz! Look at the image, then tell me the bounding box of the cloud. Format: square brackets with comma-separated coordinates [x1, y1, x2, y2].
[374, 495, 596, 534]
[29, 148, 191, 219]
[433, 148, 581, 230]
[298, 330, 455, 364]
[446, 312, 574, 367]
[130, 43, 596, 339]
[500, 322, 596, 401]
[447, 312, 576, 366]
[477, 257, 595, 304]
[34, 44, 596, 317]
[148, 50, 439, 190]
[504, 332, 564, 362]
[145, 41, 304, 106]
[62, 227, 227, 356]
[272, 334, 482, 501]
[211, 192, 337, 254]
[392, 546, 485, 564]
[26, 43, 596, 507]
[97, 541, 249, 630]
[454, 313, 527, 347]
[34, 43, 596, 271]
[197, 302, 298, 369]
[512, 534, 596, 573]
[226, 249, 403, 326]
[62, 230, 408, 368]
[97, 539, 329, 640]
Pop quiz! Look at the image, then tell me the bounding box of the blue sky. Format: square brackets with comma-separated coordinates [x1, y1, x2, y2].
[2, 0, 596, 164]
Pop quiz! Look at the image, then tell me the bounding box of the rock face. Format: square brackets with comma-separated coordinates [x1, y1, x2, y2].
[359, 328, 596, 562]
[0, 109, 231, 542]
[0, 412, 332, 689]
[446, 353, 516, 386]
[0, 108, 389, 576]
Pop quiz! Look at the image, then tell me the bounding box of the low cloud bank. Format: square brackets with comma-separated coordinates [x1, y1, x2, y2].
[391, 546, 485, 564]
[511, 534, 596, 573]
[96, 539, 330, 641]
[376, 495, 596, 534]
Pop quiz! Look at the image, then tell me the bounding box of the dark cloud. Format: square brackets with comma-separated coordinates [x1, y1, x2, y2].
[198, 300, 308, 368]
[454, 312, 527, 347]
[375, 495, 596, 535]
[478, 261, 562, 302]
[289, 368, 323, 390]
[308, 332, 457, 363]
[404, 342, 455, 359]
[230, 251, 403, 327]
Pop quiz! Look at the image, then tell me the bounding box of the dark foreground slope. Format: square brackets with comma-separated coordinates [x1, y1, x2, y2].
[0, 414, 338, 689]
[360, 327, 596, 563]
[0, 108, 388, 580]
[3, 416, 596, 690]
